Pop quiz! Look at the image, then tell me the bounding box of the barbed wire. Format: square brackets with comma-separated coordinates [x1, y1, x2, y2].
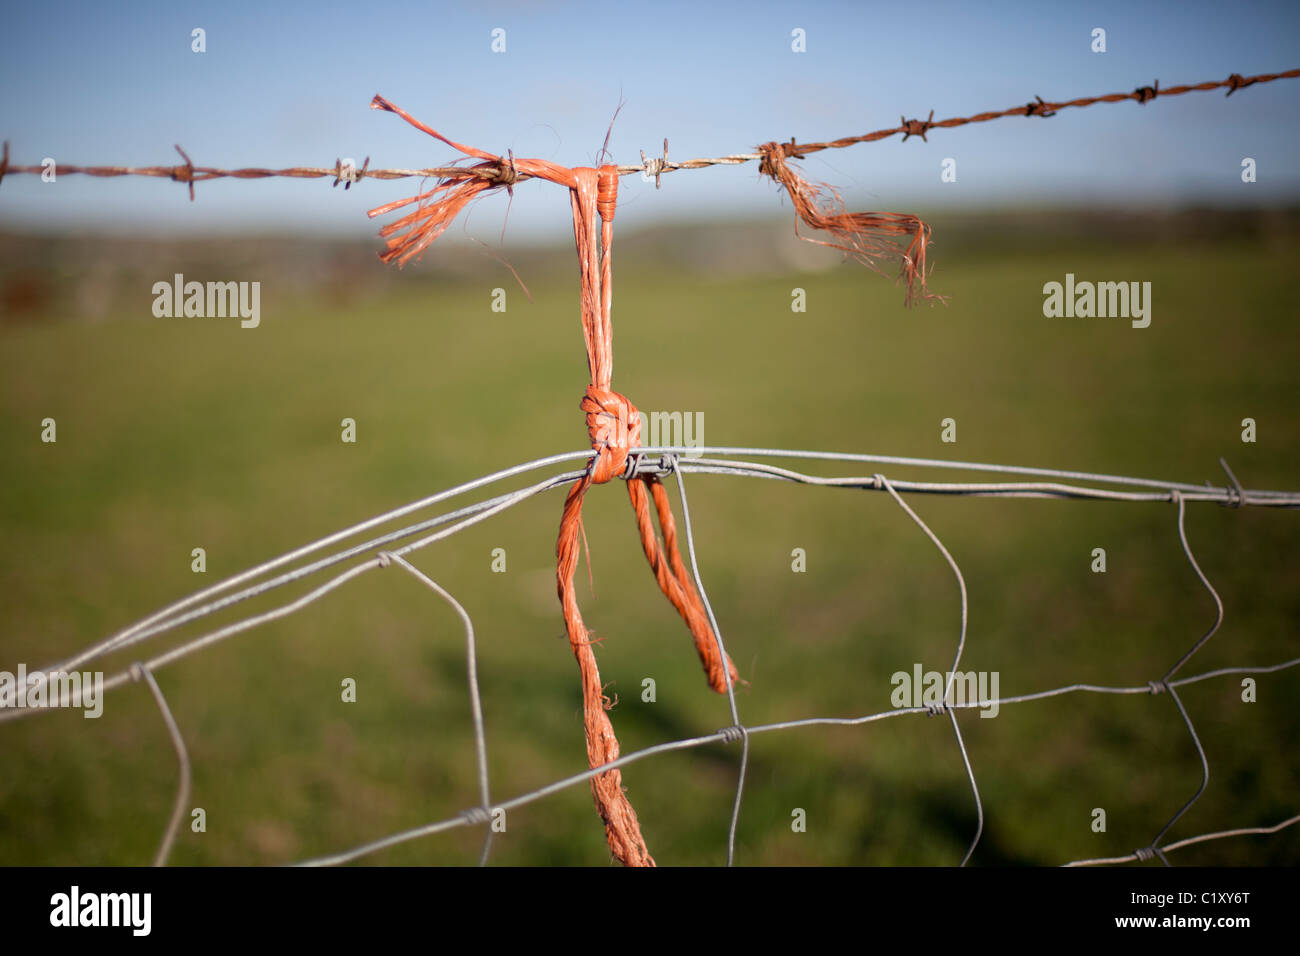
[4, 447, 1297, 866]
[1, 69, 1295, 198]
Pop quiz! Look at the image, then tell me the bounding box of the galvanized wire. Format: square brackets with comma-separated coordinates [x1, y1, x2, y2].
[3, 446, 1297, 866]
[130, 662, 190, 868]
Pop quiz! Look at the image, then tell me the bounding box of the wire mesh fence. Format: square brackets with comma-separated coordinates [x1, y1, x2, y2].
[3, 447, 1297, 866]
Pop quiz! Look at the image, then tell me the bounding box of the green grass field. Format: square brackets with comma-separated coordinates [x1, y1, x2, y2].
[1, 210, 1297, 865]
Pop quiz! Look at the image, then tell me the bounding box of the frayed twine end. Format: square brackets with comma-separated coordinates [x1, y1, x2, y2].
[366, 96, 534, 267]
[758, 140, 945, 308]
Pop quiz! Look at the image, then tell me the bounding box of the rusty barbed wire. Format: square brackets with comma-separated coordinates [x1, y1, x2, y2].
[1, 70, 1295, 198]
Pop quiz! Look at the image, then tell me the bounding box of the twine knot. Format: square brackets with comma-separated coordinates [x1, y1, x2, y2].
[583, 385, 641, 484]
[757, 138, 806, 177]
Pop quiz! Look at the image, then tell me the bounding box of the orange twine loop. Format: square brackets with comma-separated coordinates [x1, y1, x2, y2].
[367, 100, 741, 866]
[596, 164, 618, 222]
[558, 163, 740, 865]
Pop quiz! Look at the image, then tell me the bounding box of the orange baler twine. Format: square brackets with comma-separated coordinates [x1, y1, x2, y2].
[368, 96, 738, 866]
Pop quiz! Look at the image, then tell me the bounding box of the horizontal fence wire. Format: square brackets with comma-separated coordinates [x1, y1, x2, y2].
[1, 69, 1296, 196]
[3, 447, 1298, 866]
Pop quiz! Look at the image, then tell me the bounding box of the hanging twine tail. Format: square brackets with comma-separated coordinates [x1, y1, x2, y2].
[556, 465, 655, 867]
[554, 166, 739, 865]
[366, 100, 738, 865]
[758, 140, 944, 307]
[551, 166, 653, 864]
[626, 476, 739, 692]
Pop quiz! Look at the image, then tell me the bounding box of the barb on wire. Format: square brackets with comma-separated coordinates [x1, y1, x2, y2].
[171, 145, 196, 201]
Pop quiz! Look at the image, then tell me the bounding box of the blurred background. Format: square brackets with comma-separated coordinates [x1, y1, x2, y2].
[0, 0, 1297, 865]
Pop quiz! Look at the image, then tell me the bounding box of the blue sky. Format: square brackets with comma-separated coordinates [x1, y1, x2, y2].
[1, 0, 1298, 240]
